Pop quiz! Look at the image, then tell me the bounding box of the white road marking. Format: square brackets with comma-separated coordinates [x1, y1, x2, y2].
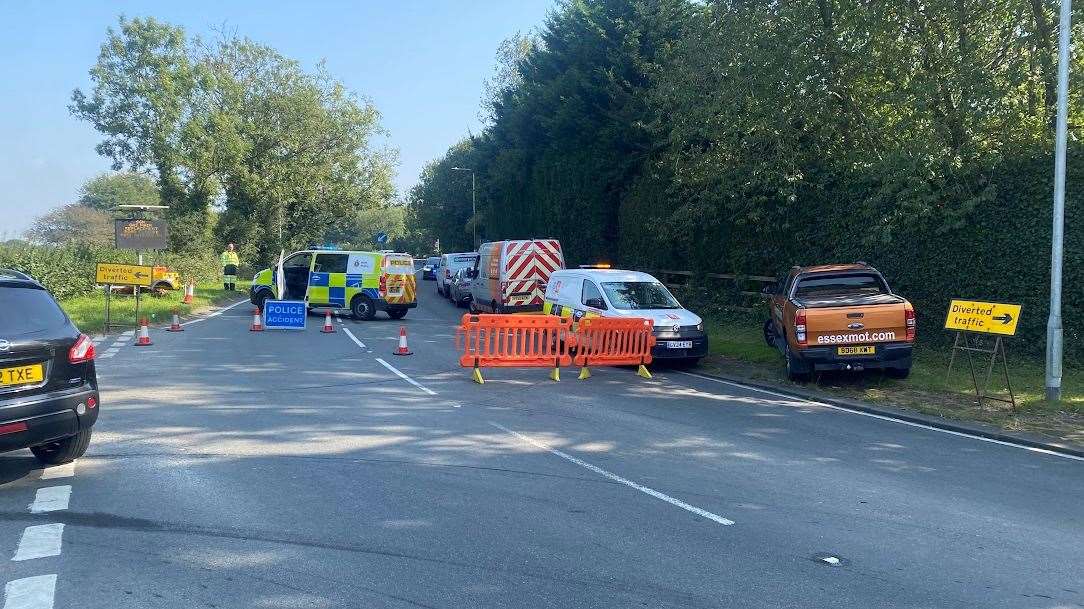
[342, 327, 366, 349]
[677, 372, 1084, 462]
[180, 299, 250, 326]
[108, 341, 125, 348]
[375, 358, 438, 396]
[11, 525, 64, 562]
[28, 487, 70, 514]
[2, 575, 56, 609]
[490, 422, 734, 526]
[39, 464, 73, 481]
[120, 330, 134, 338]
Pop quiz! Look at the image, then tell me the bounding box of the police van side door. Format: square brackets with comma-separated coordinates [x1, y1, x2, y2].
[281, 252, 313, 300]
[311, 253, 350, 307]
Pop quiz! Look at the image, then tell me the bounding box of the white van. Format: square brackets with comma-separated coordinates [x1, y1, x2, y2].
[437, 252, 479, 298]
[543, 268, 708, 363]
[467, 239, 565, 313]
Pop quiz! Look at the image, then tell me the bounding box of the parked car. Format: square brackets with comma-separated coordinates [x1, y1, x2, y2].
[438, 252, 480, 298]
[468, 239, 565, 313]
[544, 267, 707, 364]
[0, 271, 99, 464]
[449, 268, 474, 307]
[421, 256, 441, 280]
[762, 263, 915, 381]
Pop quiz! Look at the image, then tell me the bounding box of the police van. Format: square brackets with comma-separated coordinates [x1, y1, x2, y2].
[543, 267, 708, 363]
[250, 249, 417, 320]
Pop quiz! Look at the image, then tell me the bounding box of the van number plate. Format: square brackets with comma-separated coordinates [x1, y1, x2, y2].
[666, 341, 693, 349]
[838, 346, 875, 356]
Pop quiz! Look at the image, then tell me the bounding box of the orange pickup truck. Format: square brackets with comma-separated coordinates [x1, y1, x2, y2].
[762, 263, 915, 381]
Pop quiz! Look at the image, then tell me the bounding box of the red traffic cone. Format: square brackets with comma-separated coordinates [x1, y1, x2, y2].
[167, 310, 184, 332]
[182, 283, 194, 304]
[250, 308, 264, 332]
[135, 317, 152, 346]
[394, 325, 412, 356]
[321, 310, 336, 333]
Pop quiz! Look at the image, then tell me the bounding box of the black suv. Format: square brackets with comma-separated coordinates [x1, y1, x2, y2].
[0, 270, 98, 464]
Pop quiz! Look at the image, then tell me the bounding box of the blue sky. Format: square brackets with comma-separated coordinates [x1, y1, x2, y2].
[0, 1, 555, 237]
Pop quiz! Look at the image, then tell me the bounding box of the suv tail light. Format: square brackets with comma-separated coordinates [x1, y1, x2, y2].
[905, 306, 916, 341]
[379, 274, 387, 292]
[69, 334, 95, 363]
[795, 310, 807, 346]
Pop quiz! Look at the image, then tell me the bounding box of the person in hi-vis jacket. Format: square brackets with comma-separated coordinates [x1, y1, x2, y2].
[220, 243, 240, 291]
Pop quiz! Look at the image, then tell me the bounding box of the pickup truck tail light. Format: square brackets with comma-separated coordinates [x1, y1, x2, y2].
[905, 306, 916, 341]
[795, 310, 807, 346]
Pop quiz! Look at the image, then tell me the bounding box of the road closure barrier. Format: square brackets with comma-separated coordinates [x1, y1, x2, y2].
[455, 314, 573, 383]
[573, 317, 655, 379]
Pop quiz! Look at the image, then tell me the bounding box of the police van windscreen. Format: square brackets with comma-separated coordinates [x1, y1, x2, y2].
[601, 282, 681, 310]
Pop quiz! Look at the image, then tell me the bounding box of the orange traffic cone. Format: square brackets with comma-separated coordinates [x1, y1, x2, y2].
[250, 308, 264, 332]
[394, 325, 412, 356]
[321, 310, 336, 333]
[182, 282, 194, 304]
[135, 317, 152, 346]
[167, 310, 183, 332]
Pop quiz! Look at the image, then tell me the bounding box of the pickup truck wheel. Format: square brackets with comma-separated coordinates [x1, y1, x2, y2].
[886, 366, 911, 380]
[785, 344, 812, 382]
[763, 319, 777, 347]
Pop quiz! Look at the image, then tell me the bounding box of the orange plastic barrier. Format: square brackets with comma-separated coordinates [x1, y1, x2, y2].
[572, 317, 656, 379]
[456, 314, 573, 383]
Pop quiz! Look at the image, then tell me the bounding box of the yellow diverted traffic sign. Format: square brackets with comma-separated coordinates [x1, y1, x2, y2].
[95, 263, 153, 287]
[944, 300, 1021, 336]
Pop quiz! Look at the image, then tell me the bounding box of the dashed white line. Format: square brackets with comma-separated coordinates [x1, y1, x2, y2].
[2, 574, 56, 609]
[341, 327, 367, 350]
[39, 464, 73, 481]
[375, 358, 438, 396]
[120, 330, 134, 338]
[179, 298, 250, 326]
[676, 371, 1084, 463]
[28, 487, 70, 514]
[11, 525, 64, 562]
[490, 422, 734, 525]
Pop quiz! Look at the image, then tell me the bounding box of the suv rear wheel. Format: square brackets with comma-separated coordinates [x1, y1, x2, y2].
[31, 428, 92, 465]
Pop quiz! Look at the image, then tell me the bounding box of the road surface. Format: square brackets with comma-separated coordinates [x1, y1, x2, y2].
[2, 282, 1082, 608]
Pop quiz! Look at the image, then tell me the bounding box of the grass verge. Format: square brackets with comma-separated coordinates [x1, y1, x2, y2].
[61, 281, 249, 334]
[702, 312, 1084, 450]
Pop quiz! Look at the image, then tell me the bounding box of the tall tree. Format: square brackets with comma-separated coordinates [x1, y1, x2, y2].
[78, 172, 160, 212]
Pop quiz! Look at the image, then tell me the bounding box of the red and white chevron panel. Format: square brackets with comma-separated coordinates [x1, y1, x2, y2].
[502, 240, 563, 305]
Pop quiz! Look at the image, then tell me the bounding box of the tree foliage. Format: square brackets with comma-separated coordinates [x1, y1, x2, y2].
[409, 0, 1084, 358]
[27, 204, 114, 246]
[71, 17, 396, 264]
[78, 172, 160, 212]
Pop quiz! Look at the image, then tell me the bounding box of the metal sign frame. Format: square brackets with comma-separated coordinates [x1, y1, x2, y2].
[945, 332, 1017, 412]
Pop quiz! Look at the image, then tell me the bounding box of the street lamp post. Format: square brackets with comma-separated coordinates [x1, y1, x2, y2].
[1045, 0, 1072, 402]
[451, 167, 477, 248]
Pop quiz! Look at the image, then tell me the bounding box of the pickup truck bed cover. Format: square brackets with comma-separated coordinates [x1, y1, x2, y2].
[793, 293, 905, 308]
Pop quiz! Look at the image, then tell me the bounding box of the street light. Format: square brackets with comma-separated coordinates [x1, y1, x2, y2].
[1045, 0, 1072, 401]
[451, 167, 477, 248]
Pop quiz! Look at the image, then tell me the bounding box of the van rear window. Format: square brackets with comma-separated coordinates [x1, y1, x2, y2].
[383, 256, 414, 274]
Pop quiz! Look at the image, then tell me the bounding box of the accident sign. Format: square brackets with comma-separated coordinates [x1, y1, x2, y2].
[944, 299, 1021, 336]
[95, 263, 153, 287]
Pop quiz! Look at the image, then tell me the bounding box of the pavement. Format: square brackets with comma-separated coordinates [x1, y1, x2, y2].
[1, 281, 1082, 609]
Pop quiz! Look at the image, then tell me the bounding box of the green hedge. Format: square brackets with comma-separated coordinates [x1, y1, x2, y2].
[0, 243, 220, 302]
